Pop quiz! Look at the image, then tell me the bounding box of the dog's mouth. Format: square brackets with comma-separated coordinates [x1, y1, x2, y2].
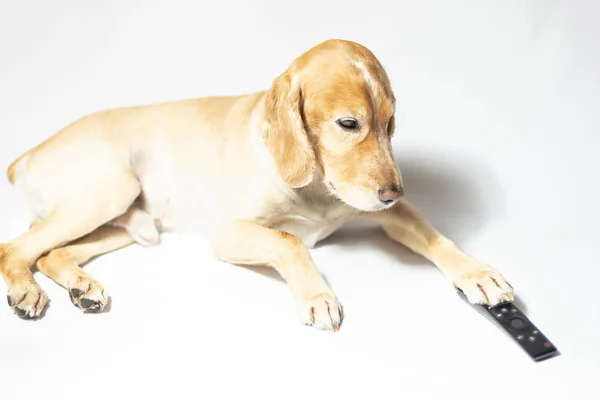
[323, 180, 395, 212]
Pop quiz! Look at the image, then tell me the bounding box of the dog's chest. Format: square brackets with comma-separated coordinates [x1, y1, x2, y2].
[271, 203, 352, 248]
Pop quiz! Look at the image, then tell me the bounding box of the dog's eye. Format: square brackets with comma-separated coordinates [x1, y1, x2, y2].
[337, 118, 359, 130]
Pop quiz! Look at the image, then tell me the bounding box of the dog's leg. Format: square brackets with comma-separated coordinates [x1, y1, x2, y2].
[0, 172, 141, 319]
[36, 225, 135, 312]
[358, 200, 514, 305]
[210, 220, 343, 331]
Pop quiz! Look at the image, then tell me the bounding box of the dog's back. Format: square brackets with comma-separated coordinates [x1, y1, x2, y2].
[6, 92, 266, 225]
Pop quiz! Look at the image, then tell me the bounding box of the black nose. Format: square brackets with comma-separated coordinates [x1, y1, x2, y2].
[378, 185, 404, 204]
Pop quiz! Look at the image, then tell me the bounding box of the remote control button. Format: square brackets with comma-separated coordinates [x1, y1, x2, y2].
[533, 330, 539, 335]
[544, 341, 552, 348]
[496, 313, 503, 318]
[509, 317, 526, 329]
[501, 308, 509, 313]
[528, 336, 536, 342]
[517, 334, 525, 340]
[511, 308, 517, 313]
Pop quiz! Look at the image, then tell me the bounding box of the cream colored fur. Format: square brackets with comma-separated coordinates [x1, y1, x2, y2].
[0, 39, 513, 330]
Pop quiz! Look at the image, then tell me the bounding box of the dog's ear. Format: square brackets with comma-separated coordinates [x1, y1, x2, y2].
[262, 71, 316, 188]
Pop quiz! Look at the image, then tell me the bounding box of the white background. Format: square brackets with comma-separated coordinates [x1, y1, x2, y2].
[1, 1, 599, 399]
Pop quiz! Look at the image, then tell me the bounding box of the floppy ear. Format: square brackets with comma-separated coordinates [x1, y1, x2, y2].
[262, 71, 316, 188]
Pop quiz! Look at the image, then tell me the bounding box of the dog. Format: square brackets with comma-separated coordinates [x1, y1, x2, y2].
[0, 39, 513, 330]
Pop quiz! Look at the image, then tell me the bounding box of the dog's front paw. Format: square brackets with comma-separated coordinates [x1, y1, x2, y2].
[453, 266, 514, 306]
[296, 292, 343, 332]
[69, 277, 108, 313]
[7, 281, 49, 319]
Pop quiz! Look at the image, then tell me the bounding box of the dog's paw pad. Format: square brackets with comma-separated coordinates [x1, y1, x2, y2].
[297, 292, 343, 332]
[7, 282, 49, 319]
[69, 280, 107, 313]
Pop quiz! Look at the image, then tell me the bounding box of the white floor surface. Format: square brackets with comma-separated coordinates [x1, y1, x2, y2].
[1, 1, 599, 399]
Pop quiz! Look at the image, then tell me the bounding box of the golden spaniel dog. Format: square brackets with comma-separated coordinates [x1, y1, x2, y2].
[0, 39, 513, 330]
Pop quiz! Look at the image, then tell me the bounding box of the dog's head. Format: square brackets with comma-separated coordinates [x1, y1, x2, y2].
[262, 39, 402, 212]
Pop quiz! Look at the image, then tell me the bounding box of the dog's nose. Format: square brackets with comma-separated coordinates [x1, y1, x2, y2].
[378, 186, 403, 204]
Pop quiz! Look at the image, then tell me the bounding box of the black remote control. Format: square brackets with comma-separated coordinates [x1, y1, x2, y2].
[457, 289, 559, 362]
